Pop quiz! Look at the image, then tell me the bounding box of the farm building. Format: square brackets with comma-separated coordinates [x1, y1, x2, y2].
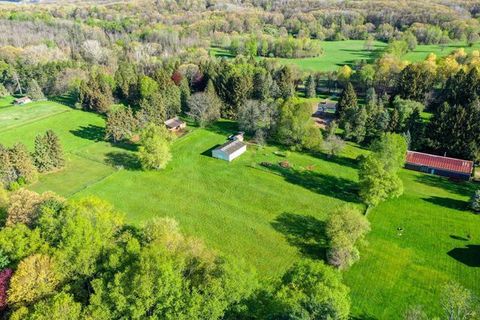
[212, 139, 247, 162]
[228, 131, 244, 142]
[405, 151, 473, 181]
[317, 100, 337, 114]
[164, 117, 186, 131]
[14, 97, 32, 105]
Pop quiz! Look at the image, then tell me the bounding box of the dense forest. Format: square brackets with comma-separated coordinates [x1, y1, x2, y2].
[0, 0, 479, 319]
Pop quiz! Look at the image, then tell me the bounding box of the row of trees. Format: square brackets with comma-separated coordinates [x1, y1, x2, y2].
[0, 190, 354, 319]
[0, 131, 64, 190]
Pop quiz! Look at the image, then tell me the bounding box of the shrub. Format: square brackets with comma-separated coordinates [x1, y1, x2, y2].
[470, 190, 480, 212]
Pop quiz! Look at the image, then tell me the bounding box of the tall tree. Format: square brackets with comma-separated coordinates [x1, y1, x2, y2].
[9, 143, 37, 185]
[138, 124, 173, 170]
[305, 74, 316, 98]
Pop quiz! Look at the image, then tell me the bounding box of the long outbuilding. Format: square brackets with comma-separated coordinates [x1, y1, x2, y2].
[405, 151, 474, 181]
[212, 139, 246, 162]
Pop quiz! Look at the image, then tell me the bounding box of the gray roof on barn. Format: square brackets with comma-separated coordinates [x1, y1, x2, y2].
[214, 140, 246, 155]
[164, 118, 185, 128]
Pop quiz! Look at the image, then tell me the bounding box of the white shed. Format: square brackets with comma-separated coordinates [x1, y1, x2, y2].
[212, 140, 247, 162]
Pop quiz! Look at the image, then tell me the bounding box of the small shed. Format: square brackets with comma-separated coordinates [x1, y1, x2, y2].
[405, 151, 473, 181]
[317, 100, 337, 114]
[212, 140, 247, 162]
[164, 117, 186, 131]
[14, 97, 32, 105]
[228, 131, 245, 142]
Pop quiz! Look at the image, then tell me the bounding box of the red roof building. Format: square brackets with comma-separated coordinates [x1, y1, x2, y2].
[405, 151, 473, 180]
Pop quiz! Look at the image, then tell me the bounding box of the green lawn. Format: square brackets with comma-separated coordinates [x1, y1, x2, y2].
[211, 40, 480, 72]
[0, 101, 479, 319]
[403, 42, 480, 62]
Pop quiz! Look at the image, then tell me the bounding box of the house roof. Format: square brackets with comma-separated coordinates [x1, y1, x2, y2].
[15, 97, 31, 103]
[214, 140, 246, 155]
[406, 151, 473, 175]
[164, 117, 185, 128]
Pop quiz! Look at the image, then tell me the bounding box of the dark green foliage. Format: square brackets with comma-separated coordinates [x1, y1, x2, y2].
[275, 66, 295, 99]
[405, 108, 425, 150]
[470, 190, 480, 212]
[27, 79, 45, 100]
[9, 143, 37, 185]
[397, 63, 434, 102]
[336, 82, 357, 120]
[105, 108, 139, 143]
[305, 74, 316, 98]
[32, 131, 64, 172]
[427, 101, 480, 161]
[79, 72, 113, 114]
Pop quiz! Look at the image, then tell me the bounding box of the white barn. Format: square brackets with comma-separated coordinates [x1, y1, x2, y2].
[212, 140, 247, 162]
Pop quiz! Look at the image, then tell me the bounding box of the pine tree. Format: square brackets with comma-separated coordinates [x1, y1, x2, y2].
[471, 190, 480, 212]
[9, 143, 37, 184]
[27, 79, 45, 101]
[32, 133, 52, 172]
[0, 144, 16, 187]
[45, 130, 64, 170]
[405, 108, 425, 150]
[336, 82, 357, 120]
[305, 75, 316, 98]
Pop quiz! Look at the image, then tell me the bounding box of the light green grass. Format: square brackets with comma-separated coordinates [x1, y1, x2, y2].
[212, 40, 480, 72]
[0, 96, 14, 108]
[1, 102, 479, 319]
[403, 42, 480, 62]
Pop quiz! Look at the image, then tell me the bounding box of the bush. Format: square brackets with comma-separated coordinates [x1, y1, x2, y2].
[470, 190, 480, 212]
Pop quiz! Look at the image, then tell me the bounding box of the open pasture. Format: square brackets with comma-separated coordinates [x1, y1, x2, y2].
[0, 101, 479, 319]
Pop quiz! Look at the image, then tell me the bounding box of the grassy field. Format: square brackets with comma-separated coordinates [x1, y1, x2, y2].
[211, 40, 480, 72]
[0, 100, 479, 319]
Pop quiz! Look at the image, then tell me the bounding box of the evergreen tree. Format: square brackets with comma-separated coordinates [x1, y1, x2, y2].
[0, 144, 16, 188]
[9, 143, 37, 184]
[405, 108, 425, 150]
[105, 108, 139, 143]
[336, 82, 357, 120]
[179, 77, 191, 113]
[275, 66, 295, 99]
[45, 130, 64, 169]
[32, 134, 52, 173]
[27, 79, 45, 101]
[79, 73, 114, 114]
[305, 74, 316, 98]
[471, 190, 480, 213]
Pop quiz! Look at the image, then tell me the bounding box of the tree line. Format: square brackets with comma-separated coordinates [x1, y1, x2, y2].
[0, 131, 64, 191]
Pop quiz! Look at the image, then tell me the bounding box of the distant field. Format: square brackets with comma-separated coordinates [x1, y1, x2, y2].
[0, 100, 479, 319]
[211, 40, 480, 72]
[404, 42, 480, 62]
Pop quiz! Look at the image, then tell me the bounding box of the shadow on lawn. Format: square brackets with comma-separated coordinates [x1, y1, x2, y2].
[204, 121, 239, 136]
[105, 151, 141, 170]
[448, 245, 480, 267]
[70, 124, 105, 142]
[272, 212, 327, 260]
[201, 144, 221, 158]
[415, 174, 477, 198]
[313, 152, 359, 170]
[422, 196, 468, 211]
[266, 164, 359, 203]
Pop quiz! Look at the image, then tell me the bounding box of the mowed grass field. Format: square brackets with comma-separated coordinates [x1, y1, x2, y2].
[0, 100, 479, 319]
[211, 40, 480, 72]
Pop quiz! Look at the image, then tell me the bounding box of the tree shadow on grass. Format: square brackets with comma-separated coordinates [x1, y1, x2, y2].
[415, 174, 478, 198]
[265, 164, 359, 203]
[204, 121, 239, 136]
[271, 212, 327, 260]
[422, 196, 468, 211]
[448, 245, 480, 267]
[105, 151, 141, 170]
[450, 235, 470, 241]
[70, 125, 105, 142]
[313, 152, 359, 170]
[201, 144, 221, 158]
[350, 314, 379, 320]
